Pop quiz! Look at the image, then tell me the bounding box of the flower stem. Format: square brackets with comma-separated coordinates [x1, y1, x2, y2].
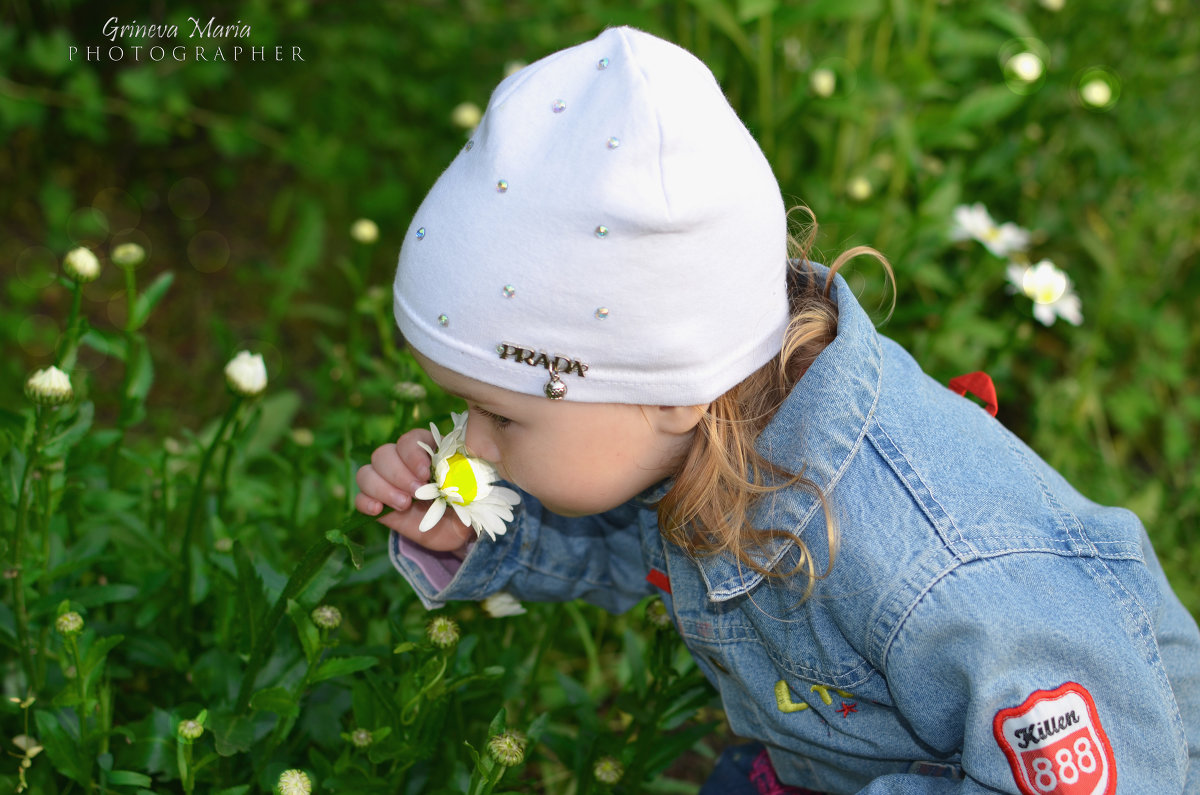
[234, 509, 382, 714]
[56, 282, 84, 371]
[181, 397, 242, 611]
[10, 407, 49, 691]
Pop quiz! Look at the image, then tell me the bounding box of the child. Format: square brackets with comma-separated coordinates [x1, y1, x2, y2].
[356, 26, 1200, 793]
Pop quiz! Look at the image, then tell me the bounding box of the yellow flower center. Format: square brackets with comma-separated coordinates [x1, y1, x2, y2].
[443, 453, 479, 504]
[982, 226, 1001, 242]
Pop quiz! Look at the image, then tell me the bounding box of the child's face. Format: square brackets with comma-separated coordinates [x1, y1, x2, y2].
[412, 351, 705, 517]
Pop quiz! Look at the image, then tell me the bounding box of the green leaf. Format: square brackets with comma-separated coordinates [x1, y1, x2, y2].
[326, 528, 365, 570]
[286, 599, 321, 665]
[106, 770, 154, 786]
[310, 655, 379, 684]
[41, 401, 95, 458]
[950, 85, 1025, 129]
[82, 634, 124, 692]
[130, 271, 175, 330]
[249, 686, 299, 717]
[126, 338, 155, 403]
[35, 710, 90, 784]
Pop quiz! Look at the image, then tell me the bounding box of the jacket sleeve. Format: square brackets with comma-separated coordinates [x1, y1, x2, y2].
[388, 487, 656, 614]
[861, 549, 1192, 794]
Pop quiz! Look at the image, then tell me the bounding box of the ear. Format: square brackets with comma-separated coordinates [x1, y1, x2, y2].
[651, 403, 709, 435]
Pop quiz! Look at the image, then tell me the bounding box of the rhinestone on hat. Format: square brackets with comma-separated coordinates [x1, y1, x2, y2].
[552, 99, 566, 113]
[597, 57, 610, 70]
[595, 307, 609, 319]
[502, 284, 515, 298]
[465, 140, 474, 151]
[594, 225, 609, 238]
[496, 179, 508, 193]
[606, 137, 620, 149]
[416, 227, 426, 240]
[437, 314, 449, 327]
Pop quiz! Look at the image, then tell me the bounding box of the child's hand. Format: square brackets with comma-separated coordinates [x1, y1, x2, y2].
[355, 429, 474, 554]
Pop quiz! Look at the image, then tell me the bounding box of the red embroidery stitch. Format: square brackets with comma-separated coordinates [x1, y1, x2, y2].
[837, 701, 857, 718]
[993, 682, 1115, 795]
[948, 371, 998, 417]
[645, 568, 671, 594]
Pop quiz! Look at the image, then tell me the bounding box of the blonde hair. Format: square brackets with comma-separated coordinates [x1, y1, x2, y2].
[656, 207, 893, 600]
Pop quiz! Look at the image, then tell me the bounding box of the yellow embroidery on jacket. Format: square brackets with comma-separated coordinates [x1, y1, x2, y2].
[774, 680, 809, 712]
[809, 684, 854, 706]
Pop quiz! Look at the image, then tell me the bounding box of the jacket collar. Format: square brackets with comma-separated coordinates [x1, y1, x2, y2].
[693, 265, 884, 601]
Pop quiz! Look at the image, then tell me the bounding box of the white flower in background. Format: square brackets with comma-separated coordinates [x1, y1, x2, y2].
[1080, 79, 1113, 108]
[503, 60, 527, 78]
[276, 769, 312, 795]
[847, 176, 872, 201]
[350, 218, 378, 244]
[1039, 0, 1065, 10]
[482, 592, 527, 617]
[450, 101, 482, 130]
[25, 366, 73, 405]
[1006, 260, 1083, 326]
[63, 246, 100, 283]
[1007, 52, 1044, 83]
[809, 67, 836, 97]
[224, 350, 268, 397]
[111, 242, 146, 268]
[415, 411, 520, 540]
[950, 203, 1031, 257]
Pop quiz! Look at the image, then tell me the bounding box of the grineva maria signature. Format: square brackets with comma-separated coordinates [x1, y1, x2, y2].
[70, 17, 305, 62]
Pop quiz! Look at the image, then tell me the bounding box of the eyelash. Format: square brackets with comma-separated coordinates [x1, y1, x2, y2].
[473, 406, 512, 430]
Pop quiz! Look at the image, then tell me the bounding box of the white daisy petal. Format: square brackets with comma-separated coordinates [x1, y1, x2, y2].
[419, 498, 447, 532]
[413, 483, 442, 501]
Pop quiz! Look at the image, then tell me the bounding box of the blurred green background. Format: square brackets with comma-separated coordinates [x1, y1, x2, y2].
[2, 0, 1198, 789]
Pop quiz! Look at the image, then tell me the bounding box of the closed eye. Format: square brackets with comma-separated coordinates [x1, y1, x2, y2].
[473, 406, 512, 430]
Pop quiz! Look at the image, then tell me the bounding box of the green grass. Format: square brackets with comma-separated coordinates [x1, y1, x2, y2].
[2, 1, 1198, 792]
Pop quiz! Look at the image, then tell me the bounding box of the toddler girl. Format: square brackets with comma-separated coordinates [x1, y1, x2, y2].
[356, 26, 1199, 793]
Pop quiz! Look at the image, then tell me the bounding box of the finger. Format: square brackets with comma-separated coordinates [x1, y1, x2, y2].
[396, 429, 435, 485]
[354, 492, 382, 516]
[370, 444, 421, 494]
[356, 465, 413, 513]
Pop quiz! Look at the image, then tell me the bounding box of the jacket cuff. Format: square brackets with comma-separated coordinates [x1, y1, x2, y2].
[387, 521, 523, 609]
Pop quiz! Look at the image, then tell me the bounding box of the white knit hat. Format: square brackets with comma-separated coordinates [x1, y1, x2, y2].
[393, 26, 788, 405]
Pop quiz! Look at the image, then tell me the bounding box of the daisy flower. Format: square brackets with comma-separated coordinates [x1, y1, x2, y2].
[482, 591, 527, 617]
[950, 203, 1031, 258]
[1006, 260, 1083, 326]
[415, 411, 520, 540]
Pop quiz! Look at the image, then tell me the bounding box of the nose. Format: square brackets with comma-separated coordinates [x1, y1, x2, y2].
[463, 410, 499, 463]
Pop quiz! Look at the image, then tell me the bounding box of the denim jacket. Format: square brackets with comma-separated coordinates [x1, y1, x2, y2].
[390, 270, 1200, 793]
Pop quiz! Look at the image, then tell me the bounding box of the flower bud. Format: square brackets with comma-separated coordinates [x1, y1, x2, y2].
[593, 756, 624, 785]
[56, 611, 84, 636]
[290, 428, 315, 447]
[311, 605, 342, 630]
[276, 769, 312, 795]
[451, 101, 482, 130]
[178, 719, 204, 740]
[25, 367, 73, 406]
[1080, 79, 1113, 108]
[63, 247, 101, 283]
[645, 599, 671, 629]
[350, 728, 373, 748]
[847, 176, 872, 201]
[809, 68, 836, 98]
[426, 616, 460, 649]
[350, 218, 378, 244]
[224, 350, 268, 397]
[111, 242, 146, 268]
[487, 731, 527, 767]
[394, 382, 427, 401]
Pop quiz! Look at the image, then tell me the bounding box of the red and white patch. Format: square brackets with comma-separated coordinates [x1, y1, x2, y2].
[993, 682, 1115, 795]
